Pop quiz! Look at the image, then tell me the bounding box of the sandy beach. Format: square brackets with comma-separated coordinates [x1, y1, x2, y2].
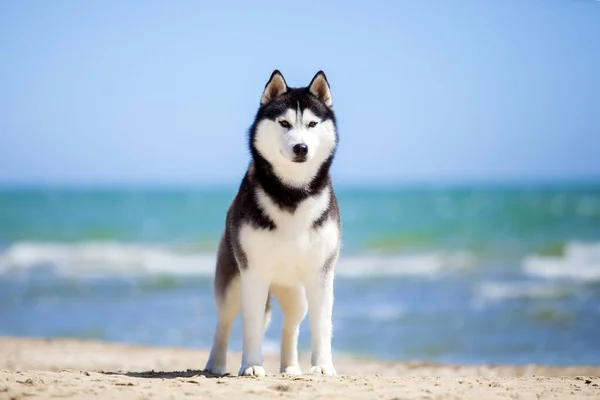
[0, 337, 598, 399]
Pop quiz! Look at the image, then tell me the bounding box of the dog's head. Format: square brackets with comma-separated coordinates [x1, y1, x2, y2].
[250, 70, 337, 188]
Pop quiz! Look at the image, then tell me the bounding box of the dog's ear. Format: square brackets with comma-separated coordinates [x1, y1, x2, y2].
[261, 70, 288, 105]
[308, 71, 332, 107]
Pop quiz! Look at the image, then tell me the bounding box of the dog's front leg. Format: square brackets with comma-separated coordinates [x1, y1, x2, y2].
[305, 270, 336, 376]
[239, 271, 270, 377]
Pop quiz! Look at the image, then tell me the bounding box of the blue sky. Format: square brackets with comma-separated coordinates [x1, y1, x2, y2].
[1, 0, 599, 186]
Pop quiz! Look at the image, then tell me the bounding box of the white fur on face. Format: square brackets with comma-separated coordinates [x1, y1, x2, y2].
[253, 107, 337, 188]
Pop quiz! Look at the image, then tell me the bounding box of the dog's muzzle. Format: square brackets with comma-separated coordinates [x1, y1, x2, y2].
[292, 143, 308, 163]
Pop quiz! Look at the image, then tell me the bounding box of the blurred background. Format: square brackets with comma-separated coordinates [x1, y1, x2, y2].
[1, 0, 599, 366]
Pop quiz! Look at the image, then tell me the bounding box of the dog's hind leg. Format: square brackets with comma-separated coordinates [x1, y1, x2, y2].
[205, 275, 240, 376]
[271, 285, 307, 375]
[205, 235, 241, 376]
[305, 255, 338, 376]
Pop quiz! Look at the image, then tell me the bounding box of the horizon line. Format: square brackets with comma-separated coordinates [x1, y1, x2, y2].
[1, 176, 600, 191]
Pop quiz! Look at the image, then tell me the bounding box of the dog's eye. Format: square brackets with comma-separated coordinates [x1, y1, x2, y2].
[279, 120, 291, 128]
[308, 121, 318, 128]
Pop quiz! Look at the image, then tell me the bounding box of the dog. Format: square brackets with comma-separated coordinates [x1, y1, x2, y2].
[204, 70, 341, 377]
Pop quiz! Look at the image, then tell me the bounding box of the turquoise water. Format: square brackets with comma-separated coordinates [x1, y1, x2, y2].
[1, 185, 600, 365]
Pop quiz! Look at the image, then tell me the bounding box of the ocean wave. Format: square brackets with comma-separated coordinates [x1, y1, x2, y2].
[473, 281, 574, 307]
[522, 242, 600, 282]
[0, 241, 476, 278]
[367, 304, 406, 322]
[331, 251, 476, 277]
[0, 242, 215, 277]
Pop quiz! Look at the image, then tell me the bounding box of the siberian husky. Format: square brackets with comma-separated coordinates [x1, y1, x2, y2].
[204, 70, 341, 377]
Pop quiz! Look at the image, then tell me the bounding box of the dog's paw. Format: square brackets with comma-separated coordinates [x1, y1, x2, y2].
[310, 364, 337, 376]
[281, 365, 302, 376]
[238, 365, 266, 377]
[204, 359, 227, 376]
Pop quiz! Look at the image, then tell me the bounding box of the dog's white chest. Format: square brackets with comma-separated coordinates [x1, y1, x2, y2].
[238, 188, 339, 286]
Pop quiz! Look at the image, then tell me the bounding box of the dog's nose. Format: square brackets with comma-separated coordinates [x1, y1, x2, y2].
[292, 143, 308, 157]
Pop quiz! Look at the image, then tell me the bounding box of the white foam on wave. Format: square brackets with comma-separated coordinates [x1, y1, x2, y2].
[0, 241, 216, 277]
[0, 241, 476, 278]
[369, 304, 406, 322]
[334, 251, 476, 277]
[522, 242, 600, 282]
[473, 281, 574, 308]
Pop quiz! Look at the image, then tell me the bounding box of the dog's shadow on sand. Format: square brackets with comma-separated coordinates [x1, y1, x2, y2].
[100, 369, 230, 380]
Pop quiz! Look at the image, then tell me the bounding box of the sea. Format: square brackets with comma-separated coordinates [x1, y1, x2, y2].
[1, 184, 599, 366]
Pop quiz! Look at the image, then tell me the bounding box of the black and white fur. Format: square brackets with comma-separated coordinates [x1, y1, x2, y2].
[204, 70, 341, 377]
